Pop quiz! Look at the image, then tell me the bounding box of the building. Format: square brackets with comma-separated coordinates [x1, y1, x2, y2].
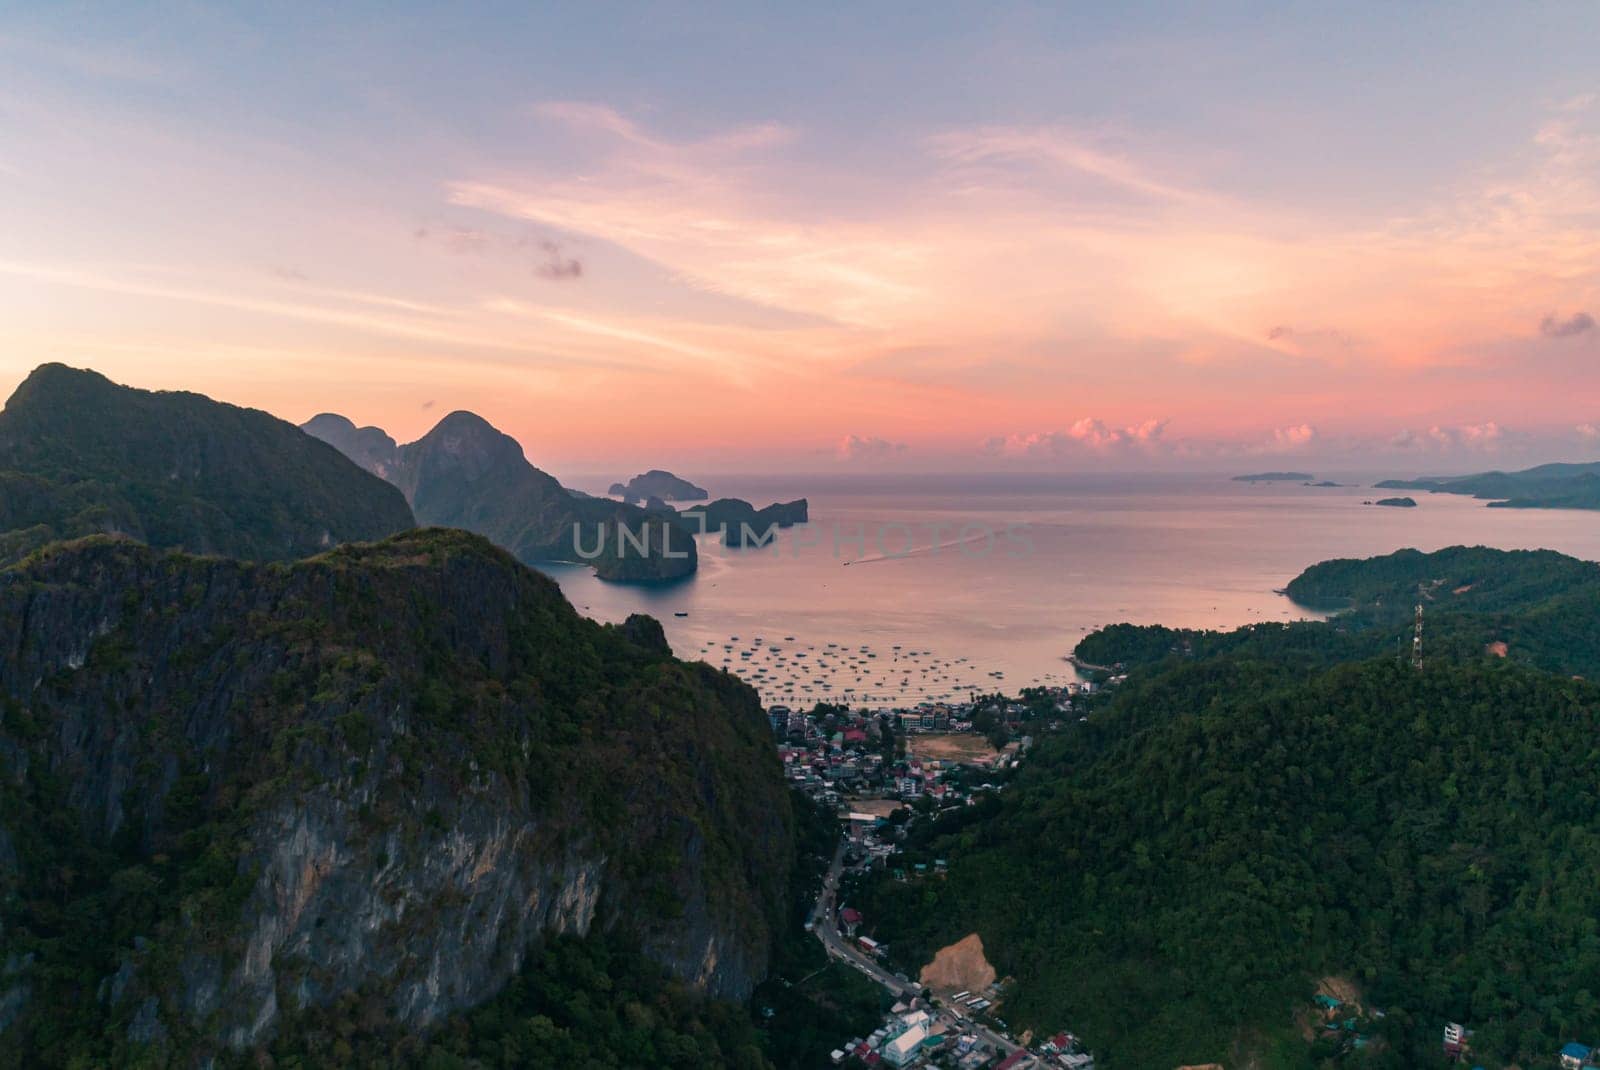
[883, 1024, 930, 1067]
[1560, 1041, 1593, 1070]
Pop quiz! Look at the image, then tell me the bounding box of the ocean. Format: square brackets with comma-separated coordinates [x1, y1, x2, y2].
[540, 473, 1600, 707]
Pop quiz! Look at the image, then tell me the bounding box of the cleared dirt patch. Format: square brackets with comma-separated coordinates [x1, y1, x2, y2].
[1315, 976, 1363, 1006]
[847, 798, 904, 818]
[1486, 640, 1508, 658]
[908, 733, 999, 764]
[920, 932, 996, 996]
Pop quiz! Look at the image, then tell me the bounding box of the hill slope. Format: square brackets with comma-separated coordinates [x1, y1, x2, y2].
[305, 411, 697, 583]
[1076, 545, 1600, 680]
[0, 529, 787, 1065]
[1376, 461, 1600, 510]
[860, 657, 1600, 1068]
[0, 365, 414, 564]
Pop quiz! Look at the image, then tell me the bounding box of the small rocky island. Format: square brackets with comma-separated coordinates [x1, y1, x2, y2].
[609, 469, 709, 502]
[1367, 496, 1418, 508]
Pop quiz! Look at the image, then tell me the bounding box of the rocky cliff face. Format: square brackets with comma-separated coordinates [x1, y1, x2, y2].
[0, 531, 788, 1064]
[304, 410, 698, 584]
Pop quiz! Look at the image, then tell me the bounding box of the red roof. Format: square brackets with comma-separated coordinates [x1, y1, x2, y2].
[996, 1051, 1029, 1070]
[841, 907, 862, 924]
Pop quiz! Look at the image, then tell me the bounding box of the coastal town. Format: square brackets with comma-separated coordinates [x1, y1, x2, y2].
[766, 683, 1102, 1069]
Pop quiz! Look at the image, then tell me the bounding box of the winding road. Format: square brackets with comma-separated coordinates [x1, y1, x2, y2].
[811, 837, 1025, 1061]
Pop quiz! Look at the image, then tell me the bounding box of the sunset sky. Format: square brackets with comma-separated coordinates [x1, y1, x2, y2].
[2, 4, 1598, 474]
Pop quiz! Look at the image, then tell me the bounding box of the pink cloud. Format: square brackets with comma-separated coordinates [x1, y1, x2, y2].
[837, 433, 907, 461]
[984, 417, 1169, 457]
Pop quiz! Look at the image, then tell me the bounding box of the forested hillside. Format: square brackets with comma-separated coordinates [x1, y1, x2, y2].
[860, 658, 1600, 1067]
[1076, 545, 1600, 679]
[0, 530, 788, 1066]
[0, 365, 413, 564]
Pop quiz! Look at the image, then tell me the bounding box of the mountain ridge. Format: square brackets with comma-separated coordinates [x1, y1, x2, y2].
[304, 410, 697, 583]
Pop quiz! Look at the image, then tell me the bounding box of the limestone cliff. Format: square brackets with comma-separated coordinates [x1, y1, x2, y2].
[0, 530, 789, 1063]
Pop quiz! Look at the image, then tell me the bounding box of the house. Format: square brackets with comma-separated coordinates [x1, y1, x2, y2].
[840, 907, 863, 935]
[1560, 1041, 1593, 1069]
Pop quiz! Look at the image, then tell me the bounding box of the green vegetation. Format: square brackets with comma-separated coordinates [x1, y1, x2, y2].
[753, 794, 891, 1069]
[1283, 545, 1600, 614]
[0, 529, 788, 1066]
[0, 364, 414, 564]
[1079, 546, 1600, 679]
[258, 761, 877, 1070]
[268, 932, 772, 1069]
[859, 658, 1600, 1068]
[859, 545, 1600, 1068]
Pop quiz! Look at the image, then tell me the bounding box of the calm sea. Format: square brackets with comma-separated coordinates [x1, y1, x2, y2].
[540, 473, 1600, 707]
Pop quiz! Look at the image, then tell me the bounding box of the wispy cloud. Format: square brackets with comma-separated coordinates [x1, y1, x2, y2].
[926, 125, 1212, 205]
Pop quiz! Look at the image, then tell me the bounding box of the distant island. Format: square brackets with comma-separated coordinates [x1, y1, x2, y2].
[1368, 496, 1417, 508]
[679, 497, 809, 546]
[1233, 471, 1314, 482]
[1375, 461, 1600, 511]
[1306, 480, 1345, 487]
[609, 469, 709, 502]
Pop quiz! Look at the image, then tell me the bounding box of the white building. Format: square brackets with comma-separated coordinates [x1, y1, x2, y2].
[883, 1024, 930, 1067]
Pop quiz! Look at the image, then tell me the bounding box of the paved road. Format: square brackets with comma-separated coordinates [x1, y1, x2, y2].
[810, 837, 1024, 1060]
